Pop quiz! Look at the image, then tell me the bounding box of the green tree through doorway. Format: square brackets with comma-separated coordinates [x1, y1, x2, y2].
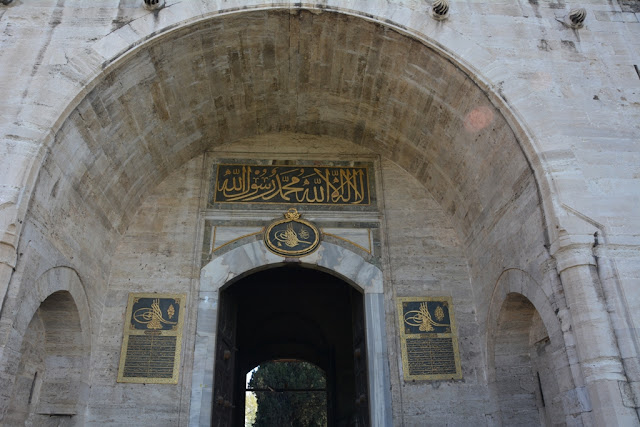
[247, 360, 327, 427]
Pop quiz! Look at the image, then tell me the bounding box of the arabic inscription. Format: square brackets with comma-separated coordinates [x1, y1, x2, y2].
[213, 164, 370, 205]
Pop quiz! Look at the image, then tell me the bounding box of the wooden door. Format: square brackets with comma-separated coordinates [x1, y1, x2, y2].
[212, 291, 238, 427]
[351, 289, 370, 426]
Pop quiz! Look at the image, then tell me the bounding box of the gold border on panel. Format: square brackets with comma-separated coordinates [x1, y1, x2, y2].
[396, 296, 462, 381]
[321, 230, 372, 254]
[213, 163, 372, 206]
[117, 293, 186, 384]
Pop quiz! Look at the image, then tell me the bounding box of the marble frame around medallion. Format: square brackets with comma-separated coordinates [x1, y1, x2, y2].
[189, 240, 392, 426]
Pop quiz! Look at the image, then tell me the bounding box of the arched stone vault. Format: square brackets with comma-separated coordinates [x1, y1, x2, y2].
[7, 7, 551, 317]
[71, 8, 548, 245]
[0, 8, 560, 420]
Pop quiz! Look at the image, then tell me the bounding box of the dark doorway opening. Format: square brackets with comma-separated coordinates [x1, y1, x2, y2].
[212, 265, 370, 426]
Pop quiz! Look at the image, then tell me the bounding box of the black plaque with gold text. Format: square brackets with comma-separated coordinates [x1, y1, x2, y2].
[212, 163, 371, 206]
[117, 293, 186, 384]
[396, 296, 462, 380]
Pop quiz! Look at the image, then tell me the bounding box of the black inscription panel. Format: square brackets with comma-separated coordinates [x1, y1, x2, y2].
[406, 337, 457, 376]
[122, 335, 177, 378]
[397, 297, 462, 380]
[213, 164, 370, 205]
[118, 293, 186, 384]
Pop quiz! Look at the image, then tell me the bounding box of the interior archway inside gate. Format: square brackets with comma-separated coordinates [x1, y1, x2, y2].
[214, 265, 369, 426]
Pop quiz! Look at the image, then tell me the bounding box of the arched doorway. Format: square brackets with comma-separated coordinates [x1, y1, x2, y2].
[190, 240, 391, 426]
[213, 266, 369, 426]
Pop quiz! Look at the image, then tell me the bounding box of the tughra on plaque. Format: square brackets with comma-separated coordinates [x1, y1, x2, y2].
[397, 296, 462, 381]
[117, 293, 186, 384]
[264, 208, 321, 257]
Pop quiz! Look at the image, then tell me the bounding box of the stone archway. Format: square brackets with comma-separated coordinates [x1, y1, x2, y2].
[0, 267, 91, 426]
[216, 266, 369, 426]
[493, 293, 555, 426]
[190, 240, 390, 427]
[5, 291, 84, 426]
[487, 269, 588, 426]
[4, 15, 554, 411]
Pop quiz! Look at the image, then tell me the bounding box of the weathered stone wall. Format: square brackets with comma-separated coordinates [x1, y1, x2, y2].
[88, 156, 203, 424]
[381, 157, 493, 425]
[90, 134, 491, 425]
[5, 311, 45, 426]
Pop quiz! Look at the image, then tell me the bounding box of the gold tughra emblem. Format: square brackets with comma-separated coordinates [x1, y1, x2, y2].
[404, 302, 448, 332]
[264, 208, 320, 257]
[133, 298, 178, 330]
[275, 222, 311, 248]
[118, 293, 186, 384]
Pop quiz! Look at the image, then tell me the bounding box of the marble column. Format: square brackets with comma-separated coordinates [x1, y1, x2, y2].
[553, 243, 639, 426]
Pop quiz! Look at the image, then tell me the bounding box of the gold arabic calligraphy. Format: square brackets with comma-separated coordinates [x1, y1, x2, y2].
[214, 165, 369, 205]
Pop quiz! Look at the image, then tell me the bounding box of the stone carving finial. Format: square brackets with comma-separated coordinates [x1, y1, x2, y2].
[144, 0, 165, 10]
[567, 8, 587, 28]
[431, 0, 450, 20]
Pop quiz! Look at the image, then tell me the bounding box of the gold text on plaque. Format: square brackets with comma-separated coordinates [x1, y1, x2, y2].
[404, 302, 449, 332]
[213, 164, 370, 206]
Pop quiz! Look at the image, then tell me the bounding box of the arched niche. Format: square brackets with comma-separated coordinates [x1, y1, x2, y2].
[0, 267, 91, 425]
[487, 269, 586, 426]
[190, 240, 390, 427]
[494, 293, 552, 425]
